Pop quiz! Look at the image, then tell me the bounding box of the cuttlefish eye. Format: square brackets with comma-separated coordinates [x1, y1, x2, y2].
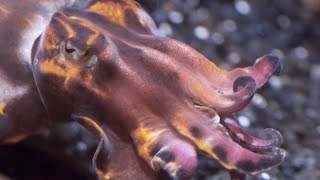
[60, 40, 98, 68]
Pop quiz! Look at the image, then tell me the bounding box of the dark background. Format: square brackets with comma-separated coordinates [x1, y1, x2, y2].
[1, 0, 319, 179]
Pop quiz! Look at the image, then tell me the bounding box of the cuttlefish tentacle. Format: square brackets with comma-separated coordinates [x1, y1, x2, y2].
[215, 75, 257, 114]
[228, 55, 282, 89]
[168, 107, 286, 174]
[131, 118, 197, 180]
[129, 36, 282, 116]
[207, 55, 281, 114]
[118, 36, 280, 116]
[186, 74, 255, 115]
[221, 115, 283, 152]
[132, 40, 258, 115]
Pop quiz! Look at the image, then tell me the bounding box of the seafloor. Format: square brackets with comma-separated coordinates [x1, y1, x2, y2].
[0, 0, 319, 179]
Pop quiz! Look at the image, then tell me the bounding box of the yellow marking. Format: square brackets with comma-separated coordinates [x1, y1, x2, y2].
[68, 15, 100, 46]
[103, 174, 111, 180]
[40, 61, 79, 87]
[88, 1, 125, 26]
[69, 15, 83, 21]
[69, 15, 113, 38]
[63, 67, 80, 86]
[40, 60, 109, 99]
[54, 16, 76, 37]
[88, 1, 139, 27]
[132, 127, 167, 166]
[101, 171, 122, 180]
[0, 103, 4, 116]
[40, 61, 67, 78]
[43, 27, 59, 51]
[86, 32, 100, 46]
[69, 15, 96, 26]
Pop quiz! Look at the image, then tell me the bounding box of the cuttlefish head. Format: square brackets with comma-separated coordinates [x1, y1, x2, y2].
[32, 0, 285, 179]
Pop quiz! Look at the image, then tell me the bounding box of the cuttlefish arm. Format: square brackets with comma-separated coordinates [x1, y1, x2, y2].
[221, 114, 283, 152]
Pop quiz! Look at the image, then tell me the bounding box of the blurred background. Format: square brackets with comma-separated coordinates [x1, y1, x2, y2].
[0, 0, 319, 179]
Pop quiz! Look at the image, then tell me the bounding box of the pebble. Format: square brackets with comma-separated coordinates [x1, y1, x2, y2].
[194, 25, 210, 40]
[271, 48, 285, 59]
[277, 15, 291, 29]
[292, 46, 309, 60]
[260, 172, 271, 180]
[158, 22, 173, 37]
[269, 76, 283, 90]
[189, 8, 210, 24]
[310, 65, 320, 80]
[168, 11, 184, 24]
[293, 149, 316, 169]
[227, 52, 241, 64]
[234, 0, 251, 15]
[186, 0, 199, 8]
[316, 126, 320, 135]
[76, 141, 88, 152]
[211, 32, 225, 45]
[238, 115, 251, 127]
[252, 93, 268, 109]
[223, 19, 237, 32]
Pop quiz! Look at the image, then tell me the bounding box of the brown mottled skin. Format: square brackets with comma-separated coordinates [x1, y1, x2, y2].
[0, 0, 286, 179]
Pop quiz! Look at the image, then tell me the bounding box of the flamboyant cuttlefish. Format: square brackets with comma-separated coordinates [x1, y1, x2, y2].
[0, 0, 286, 179]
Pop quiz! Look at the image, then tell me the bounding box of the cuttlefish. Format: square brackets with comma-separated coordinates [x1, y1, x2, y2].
[0, 0, 285, 179]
